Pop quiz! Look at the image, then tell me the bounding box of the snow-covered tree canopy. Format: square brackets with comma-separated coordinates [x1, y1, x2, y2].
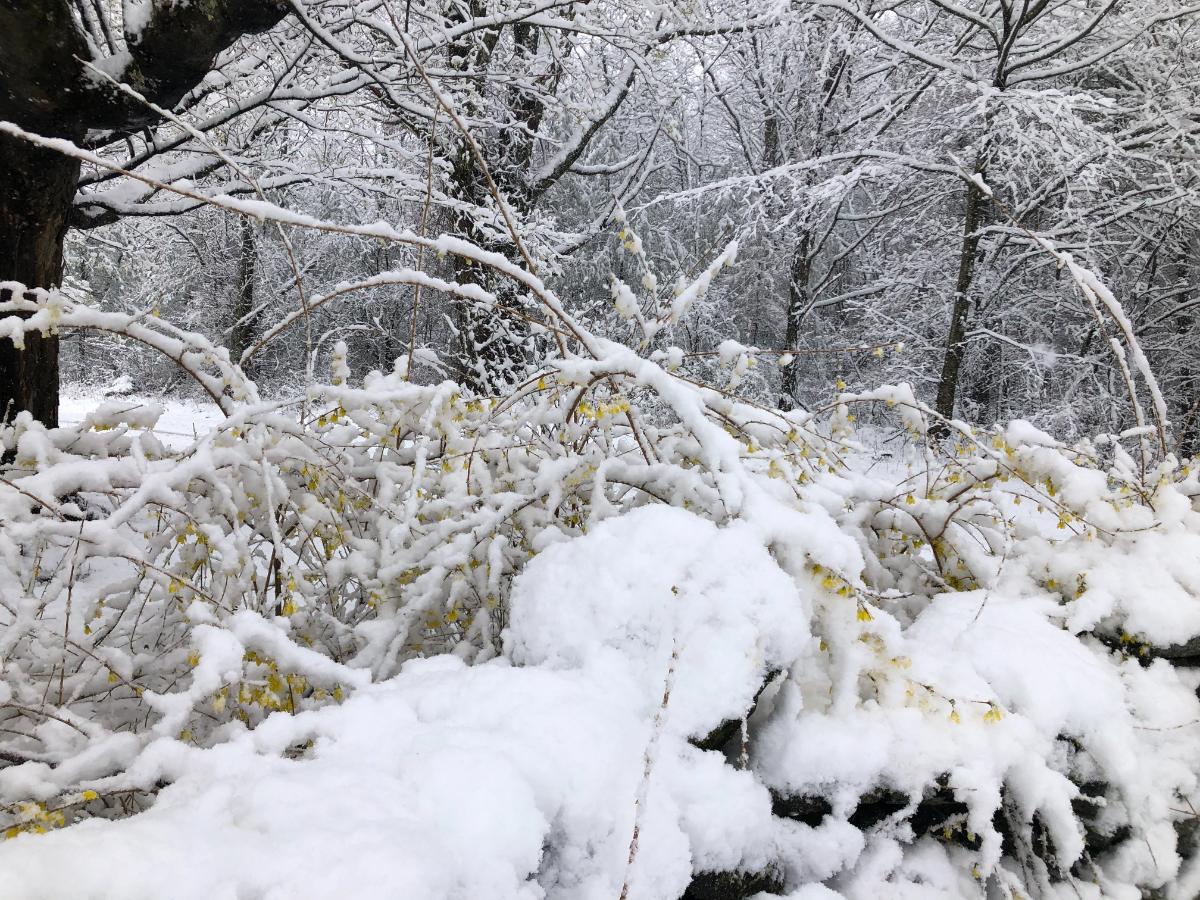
[2, 1, 1200, 899]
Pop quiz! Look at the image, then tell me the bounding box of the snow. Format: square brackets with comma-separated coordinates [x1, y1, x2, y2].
[0, 509, 791, 900]
[5, 449, 1195, 899]
[61, 389, 223, 449]
[2, 0, 1198, 890]
[121, 0, 152, 40]
[507, 506, 809, 740]
[2, 376, 1199, 900]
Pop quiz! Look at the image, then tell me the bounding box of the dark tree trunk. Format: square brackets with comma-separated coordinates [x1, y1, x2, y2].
[228, 216, 258, 367]
[934, 59, 1005, 430]
[0, 0, 289, 427]
[0, 132, 81, 427]
[449, 152, 523, 395]
[934, 173, 988, 425]
[769, 35, 848, 412]
[1174, 241, 1200, 457]
[444, 7, 542, 396]
[779, 234, 811, 410]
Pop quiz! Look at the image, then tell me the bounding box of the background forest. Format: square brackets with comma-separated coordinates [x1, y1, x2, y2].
[55, 0, 1200, 443]
[3, 3, 1200, 900]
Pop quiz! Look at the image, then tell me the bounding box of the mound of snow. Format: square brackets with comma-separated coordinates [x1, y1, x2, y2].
[507, 505, 811, 739]
[0, 508, 797, 900]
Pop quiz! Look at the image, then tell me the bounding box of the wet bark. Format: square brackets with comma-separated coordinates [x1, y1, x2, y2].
[0, 0, 288, 426]
[228, 216, 258, 367]
[934, 172, 988, 427]
[0, 134, 80, 427]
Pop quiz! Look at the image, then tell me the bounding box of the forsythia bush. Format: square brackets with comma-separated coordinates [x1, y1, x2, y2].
[2, 277, 1200, 898]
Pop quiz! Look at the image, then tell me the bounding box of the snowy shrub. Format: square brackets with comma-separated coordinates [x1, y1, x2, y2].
[2, 267, 1200, 900]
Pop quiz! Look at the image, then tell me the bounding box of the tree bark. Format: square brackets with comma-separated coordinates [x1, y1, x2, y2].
[228, 216, 258, 367]
[769, 32, 848, 411]
[0, 0, 289, 427]
[0, 132, 80, 427]
[779, 234, 811, 410]
[934, 173, 988, 425]
[444, 7, 539, 395]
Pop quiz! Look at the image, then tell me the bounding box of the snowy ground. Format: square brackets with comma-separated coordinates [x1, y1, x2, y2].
[60, 389, 225, 449]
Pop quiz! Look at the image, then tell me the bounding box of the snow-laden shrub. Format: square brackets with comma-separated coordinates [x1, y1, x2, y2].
[1, 287, 1200, 898]
[0, 507, 805, 900]
[0, 285, 851, 800]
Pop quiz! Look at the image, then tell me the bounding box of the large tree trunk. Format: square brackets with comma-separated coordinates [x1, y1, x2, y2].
[443, 7, 543, 396]
[1173, 234, 1200, 457]
[0, 0, 290, 427]
[0, 132, 81, 427]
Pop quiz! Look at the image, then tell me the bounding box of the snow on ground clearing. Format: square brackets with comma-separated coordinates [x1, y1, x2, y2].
[61, 389, 223, 449]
